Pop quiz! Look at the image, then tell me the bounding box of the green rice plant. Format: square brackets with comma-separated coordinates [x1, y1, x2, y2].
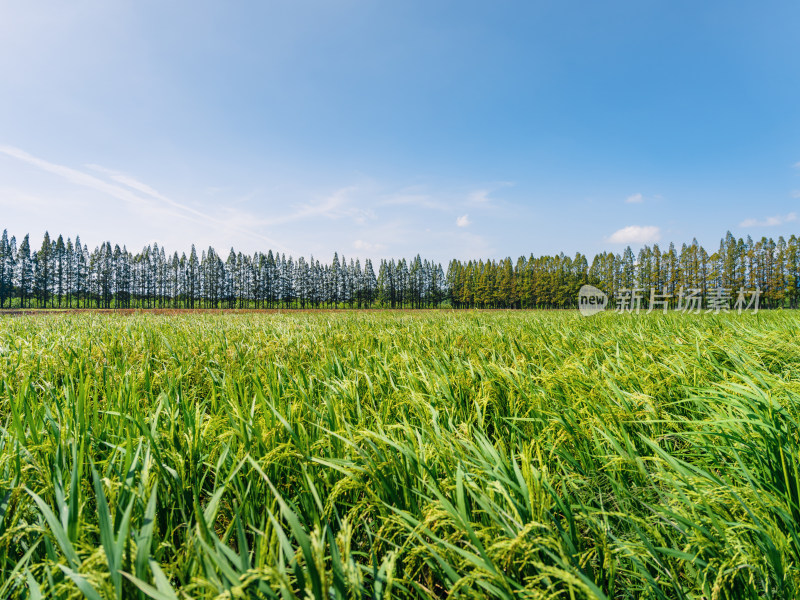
[1, 311, 800, 598]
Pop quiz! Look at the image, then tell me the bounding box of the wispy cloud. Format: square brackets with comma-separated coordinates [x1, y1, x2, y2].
[257, 186, 376, 227]
[466, 182, 515, 210]
[468, 189, 492, 204]
[0, 145, 290, 251]
[85, 163, 229, 225]
[88, 164, 169, 200]
[607, 225, 661, 244]
[793, 161, 800, 169]
[625, 192, 644, 204]
[456, 214, 471, 227]
[792, 190, 800, 199]
[0, 145, 151, 208]
[381, 184, 512, 212]
[267, 187, 349, 225]
[739, 212, 797, 228]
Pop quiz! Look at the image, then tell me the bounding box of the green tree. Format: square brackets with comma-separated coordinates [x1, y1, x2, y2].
[17, 234, 33, 308]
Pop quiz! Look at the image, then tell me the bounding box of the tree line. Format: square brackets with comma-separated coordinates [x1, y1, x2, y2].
[0, 229, 798, 310]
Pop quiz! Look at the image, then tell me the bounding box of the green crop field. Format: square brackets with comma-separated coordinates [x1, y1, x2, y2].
[1, 311, 799, 599]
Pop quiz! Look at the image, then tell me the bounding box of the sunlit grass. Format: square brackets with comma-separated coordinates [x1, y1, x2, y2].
[1, 311, 799, 598]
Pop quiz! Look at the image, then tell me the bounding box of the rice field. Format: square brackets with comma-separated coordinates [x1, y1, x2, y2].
[1, 310, 799, 599]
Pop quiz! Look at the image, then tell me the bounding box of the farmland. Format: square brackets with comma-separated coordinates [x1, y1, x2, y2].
[1, 311, 799, 599]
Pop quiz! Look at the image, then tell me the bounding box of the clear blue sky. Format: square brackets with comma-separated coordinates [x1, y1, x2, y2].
[1, 1, 798, 263]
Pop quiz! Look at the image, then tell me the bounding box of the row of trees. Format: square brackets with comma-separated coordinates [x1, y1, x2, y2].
[0, 230, 448, 309]
[1, 229, 798, 310]
[449, 233, 800, 309]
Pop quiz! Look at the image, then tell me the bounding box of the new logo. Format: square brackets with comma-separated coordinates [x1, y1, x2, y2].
[578, 285, 608, 316]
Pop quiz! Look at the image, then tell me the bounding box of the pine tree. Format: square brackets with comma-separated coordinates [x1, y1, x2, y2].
[54, 235, 65, 307]
[0, 230, 14, 309]
[17, 235, 33, 308]
[34, 232, 53, 308]
[788, 235, 799, 309]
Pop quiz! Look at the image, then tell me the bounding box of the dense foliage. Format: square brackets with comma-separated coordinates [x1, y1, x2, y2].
[1, 311, 799, 598]
[1, 229, 799, 309]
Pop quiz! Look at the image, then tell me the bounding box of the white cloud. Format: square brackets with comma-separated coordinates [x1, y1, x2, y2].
[792, 190, 800, 199]
[252, 186, 377, 227]
[264, 187, 350, 225]
[793, 161, 800, 169]
[467, 182, 514, 206]
[0, 144, 290, 251]
[625, 192, 644, 204]
[87, 164, 171, 201]
[607, 225, 661, 244]
[353, 239, 386, 252]
[456, 214, 471, 227]
[469, 189, 491, 204]
[739, 212, 797, 228]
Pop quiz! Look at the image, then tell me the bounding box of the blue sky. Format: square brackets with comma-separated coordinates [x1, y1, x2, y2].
[1, 1, 798, 263]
